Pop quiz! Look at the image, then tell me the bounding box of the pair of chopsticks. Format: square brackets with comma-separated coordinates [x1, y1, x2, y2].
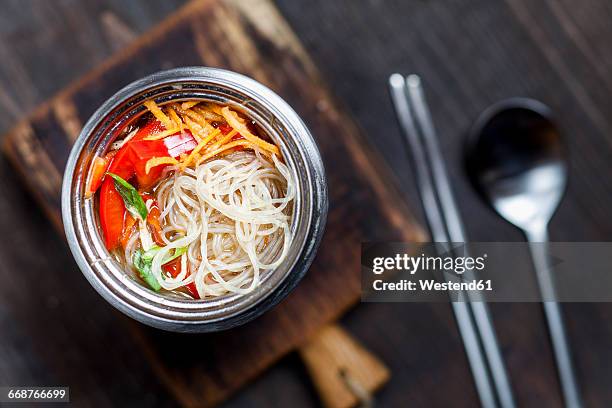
[388, 74, 515, 408]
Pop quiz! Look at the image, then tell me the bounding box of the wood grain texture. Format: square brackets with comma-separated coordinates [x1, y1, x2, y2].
[1, 0, 423, 406]
[2, 0, 612, 407]
[274, 1, 612, 407]
[299, 324, 389, 408]
[0, 0, 188, 126]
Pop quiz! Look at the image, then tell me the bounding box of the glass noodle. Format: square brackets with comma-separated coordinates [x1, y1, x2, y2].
[125, 150, 294, 297]
[93, 100, 295, 299]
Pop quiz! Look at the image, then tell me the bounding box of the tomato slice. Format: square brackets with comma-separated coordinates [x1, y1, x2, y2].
[133, 119, 165, 142]
[162, 259, 199, 299]
[99, 138, 136, 250]
[130, 139, 169, 189]
[106, 120, 196, 186]
[99, 177, 126, 250]
[186, 283, 199, 299]
[107, 143, 133, 179]
[98, 119, 196, 251]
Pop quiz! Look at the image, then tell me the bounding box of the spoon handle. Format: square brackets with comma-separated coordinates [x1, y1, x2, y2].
[526, 227, 582, 408]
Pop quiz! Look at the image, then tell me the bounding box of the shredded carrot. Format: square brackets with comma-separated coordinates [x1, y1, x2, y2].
[145, 156, 179, 174]
[207, 129, 238, 152]
[144, 100, 173, 129]
[194, 106, 224, 122]
[174, 105, 219, 135]
[178, 108, 217, 139]
[207, 103, 225, 116]
[180, 127, 221, 169]
[146, 206, 166, 247]
[168, 107, 184, 130]
[143, 127, 181, 141]
[221, 107, 280, 155]
[181, 101, 199, 110]
[182, 116, 206, 143]
[177, 107, 208, 124]
[196, 140, 253, 164]
[136, 103, 281, 172]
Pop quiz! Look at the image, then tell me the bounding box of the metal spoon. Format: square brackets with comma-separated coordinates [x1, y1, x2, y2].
[465, 98, 581, 408]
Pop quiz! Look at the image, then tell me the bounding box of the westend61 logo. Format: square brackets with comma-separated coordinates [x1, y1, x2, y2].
[372, 253, 487, 275]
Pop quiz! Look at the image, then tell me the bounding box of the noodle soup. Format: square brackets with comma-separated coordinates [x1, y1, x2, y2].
[63, 67, 327, 332]
[87, 101, 294, 299]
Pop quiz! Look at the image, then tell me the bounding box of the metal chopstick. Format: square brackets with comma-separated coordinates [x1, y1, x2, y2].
[388, 74, 497, 407]
[405, 75, 516, 407]
[388, 73, 515, 408]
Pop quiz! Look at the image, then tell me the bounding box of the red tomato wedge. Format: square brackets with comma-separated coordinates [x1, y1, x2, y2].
[106, 120, 168, 178]
[130, 132, 197, 188]
[163, 259, 199, 299]
[98, 133, 143, 250]
[99, 178, 128, 250]
[98, 119, 196, 250]
[130, 139, 169, 189]
[133, 120, 165, 142]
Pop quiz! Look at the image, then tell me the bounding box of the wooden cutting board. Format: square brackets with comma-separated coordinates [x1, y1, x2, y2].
[2, 0, 424, 406]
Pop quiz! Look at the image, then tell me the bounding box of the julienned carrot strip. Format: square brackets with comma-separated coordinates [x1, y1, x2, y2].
[180, 126, 221, 169]
[167, 107, 184, 130]
[181, 101, 199, 110]
[207, 129, 238, 152]
[144, 100, 173, 129]
[146, 206, 166, 247]
[143, 127, 181, 141]
[196, 140, 255, 164]
[193, 106, 224, 122]
[176, 106, 208, 124]
[220, 107, 280, 155]
[144, 157, 179, 174]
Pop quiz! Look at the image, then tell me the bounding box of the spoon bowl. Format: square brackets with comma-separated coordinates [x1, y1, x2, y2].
[466, 98, 567, 232]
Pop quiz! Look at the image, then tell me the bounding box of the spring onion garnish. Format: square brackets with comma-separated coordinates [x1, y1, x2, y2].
[160, 246, 188, 264]
[106, 172, 148, 220]
[133, 248, 161, 291]
[133, 246, 188, 290]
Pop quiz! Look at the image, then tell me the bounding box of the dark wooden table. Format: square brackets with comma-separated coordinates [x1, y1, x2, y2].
[1, 1, 611, 407]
